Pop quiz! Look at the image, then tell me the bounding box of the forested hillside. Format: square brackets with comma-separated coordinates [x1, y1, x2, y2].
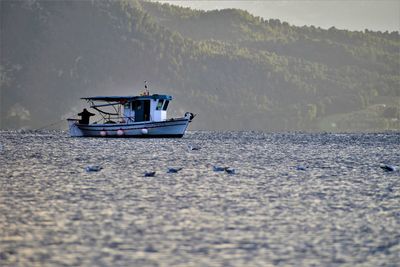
[1, 0, 399, 131]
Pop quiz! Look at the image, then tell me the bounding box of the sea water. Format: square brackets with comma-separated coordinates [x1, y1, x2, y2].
[0, 130, 399, 266]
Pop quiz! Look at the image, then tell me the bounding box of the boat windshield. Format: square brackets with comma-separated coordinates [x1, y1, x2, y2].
[163, 100, 169, 111]
[157, 99, 164, 110]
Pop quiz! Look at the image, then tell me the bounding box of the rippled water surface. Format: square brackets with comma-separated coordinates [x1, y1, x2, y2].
[1, 130, 399, 266]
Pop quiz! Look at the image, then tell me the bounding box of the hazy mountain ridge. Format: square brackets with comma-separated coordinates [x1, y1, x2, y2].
[1, 0, 399, 131]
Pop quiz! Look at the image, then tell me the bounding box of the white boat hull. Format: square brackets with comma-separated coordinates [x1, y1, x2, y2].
[67, 118, 190, 138]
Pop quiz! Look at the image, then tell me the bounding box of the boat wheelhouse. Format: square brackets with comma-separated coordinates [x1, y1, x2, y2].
[67, 93, 194, 138]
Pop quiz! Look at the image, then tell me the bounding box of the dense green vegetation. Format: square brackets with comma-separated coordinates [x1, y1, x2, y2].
[1, 0, 399, 131]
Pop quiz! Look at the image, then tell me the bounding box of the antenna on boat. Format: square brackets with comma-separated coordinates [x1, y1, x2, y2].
[144, 80, 149, 96]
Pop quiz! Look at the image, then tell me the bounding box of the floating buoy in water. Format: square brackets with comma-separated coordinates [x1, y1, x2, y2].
[117, 129, 124, 136]
[85, 165, 102, 172]
[213, 166, 225, 172]
[144, 171, 156, 177]
[188, 144, 200, 151]
[296, 165, 307, 171]
[141, 128, 148, 134]
[224, 167, 236, 175]
[380, 164, 398, 172]
[100, 130, 107, 136]
[167, 167, 182, 173]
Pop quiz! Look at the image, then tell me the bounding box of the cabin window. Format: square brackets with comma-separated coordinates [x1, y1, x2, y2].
[156, 99, 164, 110]
[162, 100, 169, 111]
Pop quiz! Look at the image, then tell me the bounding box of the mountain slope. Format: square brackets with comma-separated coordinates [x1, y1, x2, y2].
[1, 0, 399, 131]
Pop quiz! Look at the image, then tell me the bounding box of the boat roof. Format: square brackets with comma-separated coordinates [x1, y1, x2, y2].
[81, 94, 172, 102]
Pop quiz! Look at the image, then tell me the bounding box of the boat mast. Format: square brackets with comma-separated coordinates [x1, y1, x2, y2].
[143, 80, 149, 96]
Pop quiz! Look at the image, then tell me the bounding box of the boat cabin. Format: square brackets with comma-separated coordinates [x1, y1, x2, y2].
[122, 95, 172, 123]
[81, 94, 173, 124]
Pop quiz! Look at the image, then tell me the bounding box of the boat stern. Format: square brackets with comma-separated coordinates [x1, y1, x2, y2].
[67, 119, 84, 137]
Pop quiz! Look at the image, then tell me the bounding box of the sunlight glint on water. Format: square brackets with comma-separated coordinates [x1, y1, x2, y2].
[0, 130, 399, 266]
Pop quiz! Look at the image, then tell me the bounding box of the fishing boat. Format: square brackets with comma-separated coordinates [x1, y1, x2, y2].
[67, 87, 195, 138]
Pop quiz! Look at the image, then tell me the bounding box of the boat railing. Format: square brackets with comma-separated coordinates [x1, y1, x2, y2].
[90, 115, 163, 124]
[91, 115, 134, 125]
